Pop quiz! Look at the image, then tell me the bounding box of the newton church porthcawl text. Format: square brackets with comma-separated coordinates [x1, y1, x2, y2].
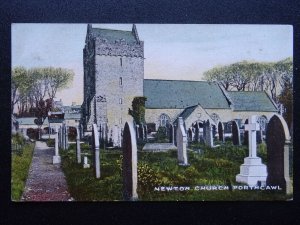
[81, 24, 278, 147]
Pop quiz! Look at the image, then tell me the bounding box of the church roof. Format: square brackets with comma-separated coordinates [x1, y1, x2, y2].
[227, 91, 278, 112]
[178, 105, 198, 120]
[91, 28, 137, 44]
[144, 79, 230, 109]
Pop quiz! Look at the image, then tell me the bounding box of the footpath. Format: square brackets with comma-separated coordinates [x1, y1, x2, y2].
[21, 141, 73, 201]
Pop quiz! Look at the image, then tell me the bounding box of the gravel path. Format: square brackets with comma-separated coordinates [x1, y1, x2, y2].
[21, 141, 73, 201]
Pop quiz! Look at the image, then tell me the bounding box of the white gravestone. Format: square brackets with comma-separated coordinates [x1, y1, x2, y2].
[92, 124, 100, 178]
[236, 115, 267, 186]
[122, 121, 138, 201]
[177, 117, 188, 165]
[83, 156, 90, 169]
[76, 126, 81, 164]
[53, 127, 61, 164]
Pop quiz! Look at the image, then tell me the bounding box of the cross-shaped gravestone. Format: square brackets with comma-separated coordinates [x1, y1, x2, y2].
[236, 115, 267, 186]
[92, 124, 100, 178]
[76, 126, 81, 164]
[244, 116, 260, 157]
[122, 121, 138, 201]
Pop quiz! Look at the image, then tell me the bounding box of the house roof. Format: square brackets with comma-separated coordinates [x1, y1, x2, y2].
[144, 79, 230, 109]
[17, 117, 48, 125]
[228, 91, 278, 112]
[91, 28, 137, 44]
[64, 113, 81, 120]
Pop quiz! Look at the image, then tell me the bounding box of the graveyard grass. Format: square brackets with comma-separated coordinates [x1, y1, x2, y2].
[11, 137, 35, 201]
[62, 142, 291, 201]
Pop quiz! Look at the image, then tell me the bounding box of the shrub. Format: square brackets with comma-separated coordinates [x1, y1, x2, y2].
[11, 143, 34, 200]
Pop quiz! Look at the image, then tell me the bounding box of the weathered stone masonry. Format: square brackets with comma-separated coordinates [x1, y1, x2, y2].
[82, 24, 144, 147]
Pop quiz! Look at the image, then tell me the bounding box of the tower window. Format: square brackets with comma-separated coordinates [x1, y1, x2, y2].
[120, 58, 122, 67]
[119, 77, 122, 86]
[119, 98, 122, 104]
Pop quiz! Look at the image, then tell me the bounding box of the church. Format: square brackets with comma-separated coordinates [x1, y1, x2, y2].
[81, 24, 278, 147]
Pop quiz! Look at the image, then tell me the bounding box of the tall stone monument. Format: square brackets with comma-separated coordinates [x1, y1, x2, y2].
[53, 128, 61, 164]
[92, 124, 100, 178]
[266, 114, 292, 194]
[122, 121, 138, 201]
[76, 126, 81, 164]
[218, 121, 224, 142]
[236, 115, 267, 186]
[176, 117, 188, 165]
[232, 120, 241, 145]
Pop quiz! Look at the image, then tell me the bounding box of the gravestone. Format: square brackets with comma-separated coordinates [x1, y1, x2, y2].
[243, 119, 249, 145]
[218, 122, 224, 142]
[144, 125, 148, 141]
[53, 129, 61, 164]
[236, 115, 267, 186]
[176, 117, 188, 165]
[194, 123, 200, 143]
[76, 126, 81, 164]
[232, 120, 241, 145]
[266, 114, 292, 194]
[92, 124, 100, 178]
[122, 121, 138, 201]
[83, 156, 90, 169]
[204, 120, 213, 147]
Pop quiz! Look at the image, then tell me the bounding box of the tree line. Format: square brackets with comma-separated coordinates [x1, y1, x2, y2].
[203, 57, 293, 128]
[12, 67, 74, 117]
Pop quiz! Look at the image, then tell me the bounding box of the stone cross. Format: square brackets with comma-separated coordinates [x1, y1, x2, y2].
[236, 115, 267, 186]
[176, 117, 188, 165]
[244, 115, 260, 157]
[92, 124, 100, 178]
[53, 128, 61, 164]
[76, 126, 81, 164]
[122, 121, 138, 201]
[266, 114, 292, 194]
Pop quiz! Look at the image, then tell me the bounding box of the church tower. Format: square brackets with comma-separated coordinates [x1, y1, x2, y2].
[82, 24, 144, 146]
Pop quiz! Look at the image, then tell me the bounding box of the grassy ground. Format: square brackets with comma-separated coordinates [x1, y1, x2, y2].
[11, 142, 35, 201]
[61, 142, 291, 201]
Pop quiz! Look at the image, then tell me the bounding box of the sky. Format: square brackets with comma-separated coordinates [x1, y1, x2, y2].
[12, 24, 293, 105]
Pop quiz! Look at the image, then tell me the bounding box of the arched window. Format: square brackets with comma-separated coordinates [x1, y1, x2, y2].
[159, 114, 170, 127]
[257, 115, 268, 131]
[210, 113, 220, 123]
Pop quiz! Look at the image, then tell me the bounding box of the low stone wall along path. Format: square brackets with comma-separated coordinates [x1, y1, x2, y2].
[21, 141, 73, 201]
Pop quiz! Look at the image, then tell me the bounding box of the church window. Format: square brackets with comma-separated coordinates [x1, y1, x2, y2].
[119, 77, 123, 86]
[159, 114, 170, 127]
[210, 113, 220, 123]
[119, 98, 122, 104]
[120, 58, 122, 67]
[257, 115, 268, 131]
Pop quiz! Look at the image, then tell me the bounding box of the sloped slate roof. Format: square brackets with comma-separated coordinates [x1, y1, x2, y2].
[178, 105, 198, 120]
[64, 113, 81, 120]
[144, 79, 230, 109]
[228, 91, 278, 112]
[17, 117, 49, 125]
[91, 28, 137, 44]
